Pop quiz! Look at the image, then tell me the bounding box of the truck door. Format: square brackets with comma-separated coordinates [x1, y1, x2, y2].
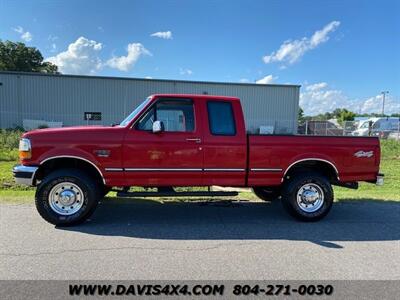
[122, 97, 203, 186]
[202, 99, 247, 186]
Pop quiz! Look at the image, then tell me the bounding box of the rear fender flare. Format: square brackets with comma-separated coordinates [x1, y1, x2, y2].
[282, 158, 339, 182]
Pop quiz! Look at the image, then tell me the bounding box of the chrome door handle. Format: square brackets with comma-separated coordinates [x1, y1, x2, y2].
[186, 138, 201, 143]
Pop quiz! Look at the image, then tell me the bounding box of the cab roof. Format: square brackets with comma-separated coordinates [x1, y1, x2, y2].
[151, 94, 240, 101]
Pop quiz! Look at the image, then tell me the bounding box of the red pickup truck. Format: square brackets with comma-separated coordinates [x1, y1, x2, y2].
[13, 94, 383, 225]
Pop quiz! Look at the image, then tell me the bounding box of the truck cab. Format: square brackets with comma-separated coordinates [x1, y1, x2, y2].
[120, 95, 247, 187]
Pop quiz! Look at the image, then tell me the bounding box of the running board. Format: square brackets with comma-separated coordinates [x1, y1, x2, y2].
[116, 191, 238, 198]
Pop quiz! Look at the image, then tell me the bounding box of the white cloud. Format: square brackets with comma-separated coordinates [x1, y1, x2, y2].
[179, 68, 193, 75]
[47, 35, 59, 53]
[300, 86, 346, 115]
[46, 37, 103, 75]
[13, 26, 24, 34]
[359, 94, 399, 115]
[50, 43, 57, 53]
[48, 34, 58, 42]
[263, 21, 340, 66]
[144, 76, 153, 79]
[13, 26, 33, 42]
[305, 82, 328, 91]
[310, 21, 340, 47]
[256, 74, 277, 84]
[106, 43, 151, 72]
[239, 78, 250, 83]
[46, 37, 151, 75]
[300, 82, 400, 115]
[150, 31, 172, 39]
[21, 32, 33, 42]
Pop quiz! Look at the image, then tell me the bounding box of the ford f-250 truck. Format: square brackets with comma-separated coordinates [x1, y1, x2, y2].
[13, 94, 384, 225]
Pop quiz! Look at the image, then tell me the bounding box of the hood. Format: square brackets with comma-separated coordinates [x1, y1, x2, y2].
[22, 125, 125, 142]
[24, 125, 107, 137]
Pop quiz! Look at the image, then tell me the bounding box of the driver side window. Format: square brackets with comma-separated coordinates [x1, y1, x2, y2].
[137, 107, 155, 130]
[136, 98, 195, 132]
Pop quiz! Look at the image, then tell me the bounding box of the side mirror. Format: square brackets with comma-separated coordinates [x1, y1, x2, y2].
[152, 120, 164, 133]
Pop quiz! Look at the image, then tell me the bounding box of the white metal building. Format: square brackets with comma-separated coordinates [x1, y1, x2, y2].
[0, 71, 300, 133]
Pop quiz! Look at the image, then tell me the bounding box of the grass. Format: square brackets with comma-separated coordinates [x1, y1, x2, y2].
[0, 190, 35, 203]
[0, 129, 399, 203]
[0, 160, 34, 191]
[0, 129, 21, 162]
[334, 139, 400, 201]
[334, 159, 399, 201]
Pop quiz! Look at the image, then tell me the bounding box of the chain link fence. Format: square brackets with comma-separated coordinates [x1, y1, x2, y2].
[298, 119, 400, 140]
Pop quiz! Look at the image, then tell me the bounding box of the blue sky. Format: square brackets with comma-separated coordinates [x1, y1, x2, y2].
[1, 0, 399, 115]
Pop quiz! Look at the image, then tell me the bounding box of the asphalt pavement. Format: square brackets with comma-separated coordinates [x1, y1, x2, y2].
[1, 198, 399, 280]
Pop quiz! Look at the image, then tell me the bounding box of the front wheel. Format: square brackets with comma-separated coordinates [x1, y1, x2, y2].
[281, 172, 333, 221]
[35, 169, 100, 226]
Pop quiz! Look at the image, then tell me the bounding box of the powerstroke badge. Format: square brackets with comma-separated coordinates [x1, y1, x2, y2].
[354, 150, 374, 158]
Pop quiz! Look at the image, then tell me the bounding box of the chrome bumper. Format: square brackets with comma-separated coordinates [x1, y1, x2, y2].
[12, 165, 39, 186]
[376, 173, 384, 186]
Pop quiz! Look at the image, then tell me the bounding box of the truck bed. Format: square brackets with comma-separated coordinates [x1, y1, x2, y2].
[247, 135, 380, 186]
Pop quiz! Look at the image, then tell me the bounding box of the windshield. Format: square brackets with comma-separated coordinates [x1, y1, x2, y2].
[119, 97, 151, 126]
[360, 121, 371, 129]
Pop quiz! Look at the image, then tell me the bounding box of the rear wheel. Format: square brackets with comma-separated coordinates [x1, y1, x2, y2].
[281, 172, 333, 221]
[252, 187, 280, 201]
[35, 169, 100, 226]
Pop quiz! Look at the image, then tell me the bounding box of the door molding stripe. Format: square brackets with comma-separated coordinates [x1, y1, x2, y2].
[250, 168, 283, 172]
[124, 168, 203, 172]
[111, 168, 247, 172]
[203, 168, 245, 172]
[105, 168, 124, 172]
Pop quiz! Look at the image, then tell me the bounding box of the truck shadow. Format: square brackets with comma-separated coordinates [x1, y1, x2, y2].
[59, 198, 400, 249]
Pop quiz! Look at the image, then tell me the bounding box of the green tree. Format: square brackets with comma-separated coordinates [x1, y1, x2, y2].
[305, 108, 357, 124]
[0, 40, 58, 73]
[298, 107, 305, 123]
[337, 108, 356, 124]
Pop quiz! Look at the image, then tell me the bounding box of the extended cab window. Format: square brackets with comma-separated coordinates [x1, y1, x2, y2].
[137, 98, 195, 132]
[207, 101, 236, 136]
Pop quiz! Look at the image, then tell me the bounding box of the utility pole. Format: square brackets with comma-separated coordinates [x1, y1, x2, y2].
[381, 91, 389, 116]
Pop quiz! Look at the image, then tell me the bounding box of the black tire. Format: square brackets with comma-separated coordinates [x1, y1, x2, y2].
[157, 186, 175, 193]
[281, 172, 333, 221]
[101, 186, 112, 198]
[35, 168, 100, 226]
[252, 187, 280, 201]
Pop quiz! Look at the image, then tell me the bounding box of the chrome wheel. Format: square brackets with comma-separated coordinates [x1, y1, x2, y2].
[296, 183, 324, 213]
[48, 182, 84, 215]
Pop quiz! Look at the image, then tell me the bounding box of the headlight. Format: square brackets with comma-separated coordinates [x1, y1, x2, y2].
[19, 138, 32, 159]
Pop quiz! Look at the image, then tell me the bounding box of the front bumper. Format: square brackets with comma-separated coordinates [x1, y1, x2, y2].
[376, 173, 384, 186]
[12, 165, 39, 186]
